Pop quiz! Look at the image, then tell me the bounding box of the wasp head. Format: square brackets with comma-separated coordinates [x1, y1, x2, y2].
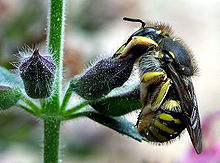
[158, 37, 196, 77]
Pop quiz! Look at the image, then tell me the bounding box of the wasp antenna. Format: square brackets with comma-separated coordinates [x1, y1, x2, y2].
[123, 17, 146, 28]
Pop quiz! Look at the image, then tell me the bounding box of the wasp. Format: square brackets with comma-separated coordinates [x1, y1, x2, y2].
[114, 17, 202, 154]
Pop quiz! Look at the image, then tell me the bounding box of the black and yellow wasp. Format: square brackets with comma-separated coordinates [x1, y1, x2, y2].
[114, 17, 202, 154]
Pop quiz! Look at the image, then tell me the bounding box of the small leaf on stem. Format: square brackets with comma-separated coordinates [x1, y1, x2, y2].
[67, 110, 147, 142]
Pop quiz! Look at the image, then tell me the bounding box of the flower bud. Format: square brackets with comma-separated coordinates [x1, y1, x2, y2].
[72, 55, 136, 100]
[19, 49, 56, 99]
[0, 85, 21, 110]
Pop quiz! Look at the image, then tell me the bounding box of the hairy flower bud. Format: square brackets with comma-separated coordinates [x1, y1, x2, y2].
[19, 49, 56, 99]
[72, 55, 136, 100]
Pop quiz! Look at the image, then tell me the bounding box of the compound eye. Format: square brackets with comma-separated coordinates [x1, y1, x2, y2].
[164, 53, 173, 63]
[143, 28, 157, 35]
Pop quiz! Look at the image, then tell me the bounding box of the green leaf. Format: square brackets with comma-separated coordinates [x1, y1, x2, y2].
[79, 111, 146, 142]
[0, 86, 22, 110]
[0, 67, 23, 110]
[90, 84, 142, 116]
[0, 67, 23, 88]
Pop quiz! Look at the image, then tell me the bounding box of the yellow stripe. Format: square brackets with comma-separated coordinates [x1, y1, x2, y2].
[164, 100, 180, 110]
[154, 120, 175, 134]
[143, 128, 156, 141]
[169, 51, 175, 59]
[133, 36, 159, 48]
[141, 72, 164, 83]
[152, 79, 171, 106]
[149, 126, 167, 141]
[118, 36, 159, 59]
[115, 44, 126, 55]
[159, 113, 181, 124]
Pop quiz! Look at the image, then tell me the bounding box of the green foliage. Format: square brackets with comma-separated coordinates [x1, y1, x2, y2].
[0, 67, 23, 88]
[0, 67, 22, 109]
[84, 111, 146, 142]
[0, 86, 21, 110]
[90, 85, 141, 116]
[65, 109, 146, 142]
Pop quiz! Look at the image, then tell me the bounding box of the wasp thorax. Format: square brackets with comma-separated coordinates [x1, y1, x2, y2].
[159, 37, 195, 76]
[139, 52, 165, 77]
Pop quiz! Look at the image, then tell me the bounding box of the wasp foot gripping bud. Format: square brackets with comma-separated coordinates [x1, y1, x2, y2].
[19, 49, 56, 99]
[0, 85, 22, 110]
[72, 55, 136, 100]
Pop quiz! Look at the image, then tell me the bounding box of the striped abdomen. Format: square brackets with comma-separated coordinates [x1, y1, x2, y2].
[138, 100, 185, 142]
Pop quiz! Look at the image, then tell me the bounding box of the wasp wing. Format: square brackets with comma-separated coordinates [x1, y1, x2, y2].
[186, 79, 202, 154]
[166, 63, 202, 154]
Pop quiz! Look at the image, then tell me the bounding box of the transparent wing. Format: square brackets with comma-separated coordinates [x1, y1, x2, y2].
[166, 63, 202, 154]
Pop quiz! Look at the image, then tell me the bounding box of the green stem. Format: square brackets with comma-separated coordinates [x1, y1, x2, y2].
[16, 103, 36, 116]
[42, 0, 65, 113]
[44, 118, 61, 163]
[63, 111, 88, 121]
[64, 100, 90, 115]
[21, 95, 40, 112]
[60, 84, 73, 111]
[61, 77, 80, 112]
[43, 0, 65, 162]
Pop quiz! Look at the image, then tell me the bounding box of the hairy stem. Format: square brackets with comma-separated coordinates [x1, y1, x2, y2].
[42, 0, 65, 113]
[16, 103, 36, 116]
[44, 118, 61, 163]
[64, 100, 89, 115]
[21, 95, 40, 112]
[43, 0, 65, 162]
[63, 111, 89, 121]
[61, 83, 73, 111]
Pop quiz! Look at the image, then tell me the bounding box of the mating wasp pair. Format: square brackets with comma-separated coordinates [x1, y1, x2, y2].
[114, 17, 202, 154]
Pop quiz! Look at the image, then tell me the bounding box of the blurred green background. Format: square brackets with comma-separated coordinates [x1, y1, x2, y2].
[0, 0, 220, 162]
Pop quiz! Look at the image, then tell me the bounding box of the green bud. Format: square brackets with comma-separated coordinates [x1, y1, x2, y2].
[0, 85, 22, 110]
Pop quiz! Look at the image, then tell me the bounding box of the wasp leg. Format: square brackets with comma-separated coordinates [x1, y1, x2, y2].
[115, 36, 159, 60]
[161, 100, 182, 113]
[150, 79, 172, 111]
[141, 71, 166, 86]
[139, 72, 171, 118]
[140, 71, 167, 105]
